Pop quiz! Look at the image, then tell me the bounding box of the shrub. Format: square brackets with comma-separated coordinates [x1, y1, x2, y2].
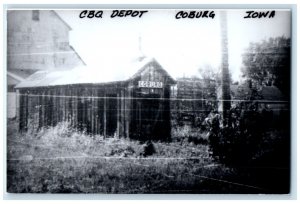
[141, 141, 156, 157]
[208, 102, 290, 167]
[172, 125, 208, 145]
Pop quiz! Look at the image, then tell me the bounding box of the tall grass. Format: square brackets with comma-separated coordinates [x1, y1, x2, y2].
[172, 125, 209, 145]
[7, 121, 237, 193]
[7, 121, 273, 193]
[8, 122, 210, 160]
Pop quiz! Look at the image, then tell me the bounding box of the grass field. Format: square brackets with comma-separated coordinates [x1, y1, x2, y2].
[6, 121, 287, 193]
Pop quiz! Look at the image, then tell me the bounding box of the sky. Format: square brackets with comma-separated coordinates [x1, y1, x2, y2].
[56, 9, 291, 81]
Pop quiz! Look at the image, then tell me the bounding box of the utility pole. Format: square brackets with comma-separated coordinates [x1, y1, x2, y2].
[219, 11, 231, 122]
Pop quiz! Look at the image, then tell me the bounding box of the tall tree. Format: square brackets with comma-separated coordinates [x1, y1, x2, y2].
[242, 37, 291, 98]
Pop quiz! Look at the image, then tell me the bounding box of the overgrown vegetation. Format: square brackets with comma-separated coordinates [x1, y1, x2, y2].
[7, 113, 290, 194]
[171, 125, 209, 145]
[208, 102, 289, 166]
[204, 37, 291, 193]
[8, 93, 291, 194]
[8, 121, 235, 193]
[208, 104, 290, 193]
[206, 93, 290, 193]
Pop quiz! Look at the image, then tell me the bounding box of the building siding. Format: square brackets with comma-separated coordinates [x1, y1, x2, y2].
[17, 60, 175, 141]
[7, 10, 85, 119]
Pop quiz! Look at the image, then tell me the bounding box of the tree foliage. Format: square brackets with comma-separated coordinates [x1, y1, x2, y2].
[242, 36, 290, 97]
[208, 102, 270, 165]
[208, 100, 289, 167]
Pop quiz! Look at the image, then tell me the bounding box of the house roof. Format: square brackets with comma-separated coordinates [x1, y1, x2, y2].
[15, 57, 175, 88]
[231, 83, 286, 101]
[7, 72, 25, 82]
[260, 86, 286, 101]
[7, 71, 27, 87]
[129, 57, 176, 84]
[8, 69, 37, 79]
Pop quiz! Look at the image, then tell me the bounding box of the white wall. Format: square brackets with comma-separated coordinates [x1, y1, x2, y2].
[7, 92, 17, 119]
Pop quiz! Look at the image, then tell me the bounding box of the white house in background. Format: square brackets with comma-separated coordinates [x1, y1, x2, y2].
[7, 10, 85, 118]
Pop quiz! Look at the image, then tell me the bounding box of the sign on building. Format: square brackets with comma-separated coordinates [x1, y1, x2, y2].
[138, 81, 163, 88]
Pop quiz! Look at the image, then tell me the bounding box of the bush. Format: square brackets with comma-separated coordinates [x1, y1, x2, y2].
[208, 102, 290, 167]
[141, 141, 156, 157]
[172, 125, 208, 145]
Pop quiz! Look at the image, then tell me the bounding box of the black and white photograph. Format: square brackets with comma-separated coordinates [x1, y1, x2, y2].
[6, 8, 292, 194]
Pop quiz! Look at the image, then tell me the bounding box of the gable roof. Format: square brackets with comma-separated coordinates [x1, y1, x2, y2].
[15, 57, 175, 88]
[129, 57, 176, 84]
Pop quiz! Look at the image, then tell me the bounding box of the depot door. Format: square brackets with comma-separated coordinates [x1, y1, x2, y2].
[106, 94, 117, 137]
[136, 93, 162, 140]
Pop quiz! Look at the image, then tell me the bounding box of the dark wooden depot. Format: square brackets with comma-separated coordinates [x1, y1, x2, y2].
[16, 57, 176, 141]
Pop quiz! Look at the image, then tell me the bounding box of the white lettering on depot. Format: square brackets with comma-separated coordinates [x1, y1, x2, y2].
[138, 81, 163, 88]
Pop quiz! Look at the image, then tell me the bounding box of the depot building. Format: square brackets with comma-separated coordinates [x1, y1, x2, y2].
[15, 57, 176, 141]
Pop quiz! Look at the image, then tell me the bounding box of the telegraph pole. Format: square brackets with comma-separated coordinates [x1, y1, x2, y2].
[220, 11, 231, 122]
